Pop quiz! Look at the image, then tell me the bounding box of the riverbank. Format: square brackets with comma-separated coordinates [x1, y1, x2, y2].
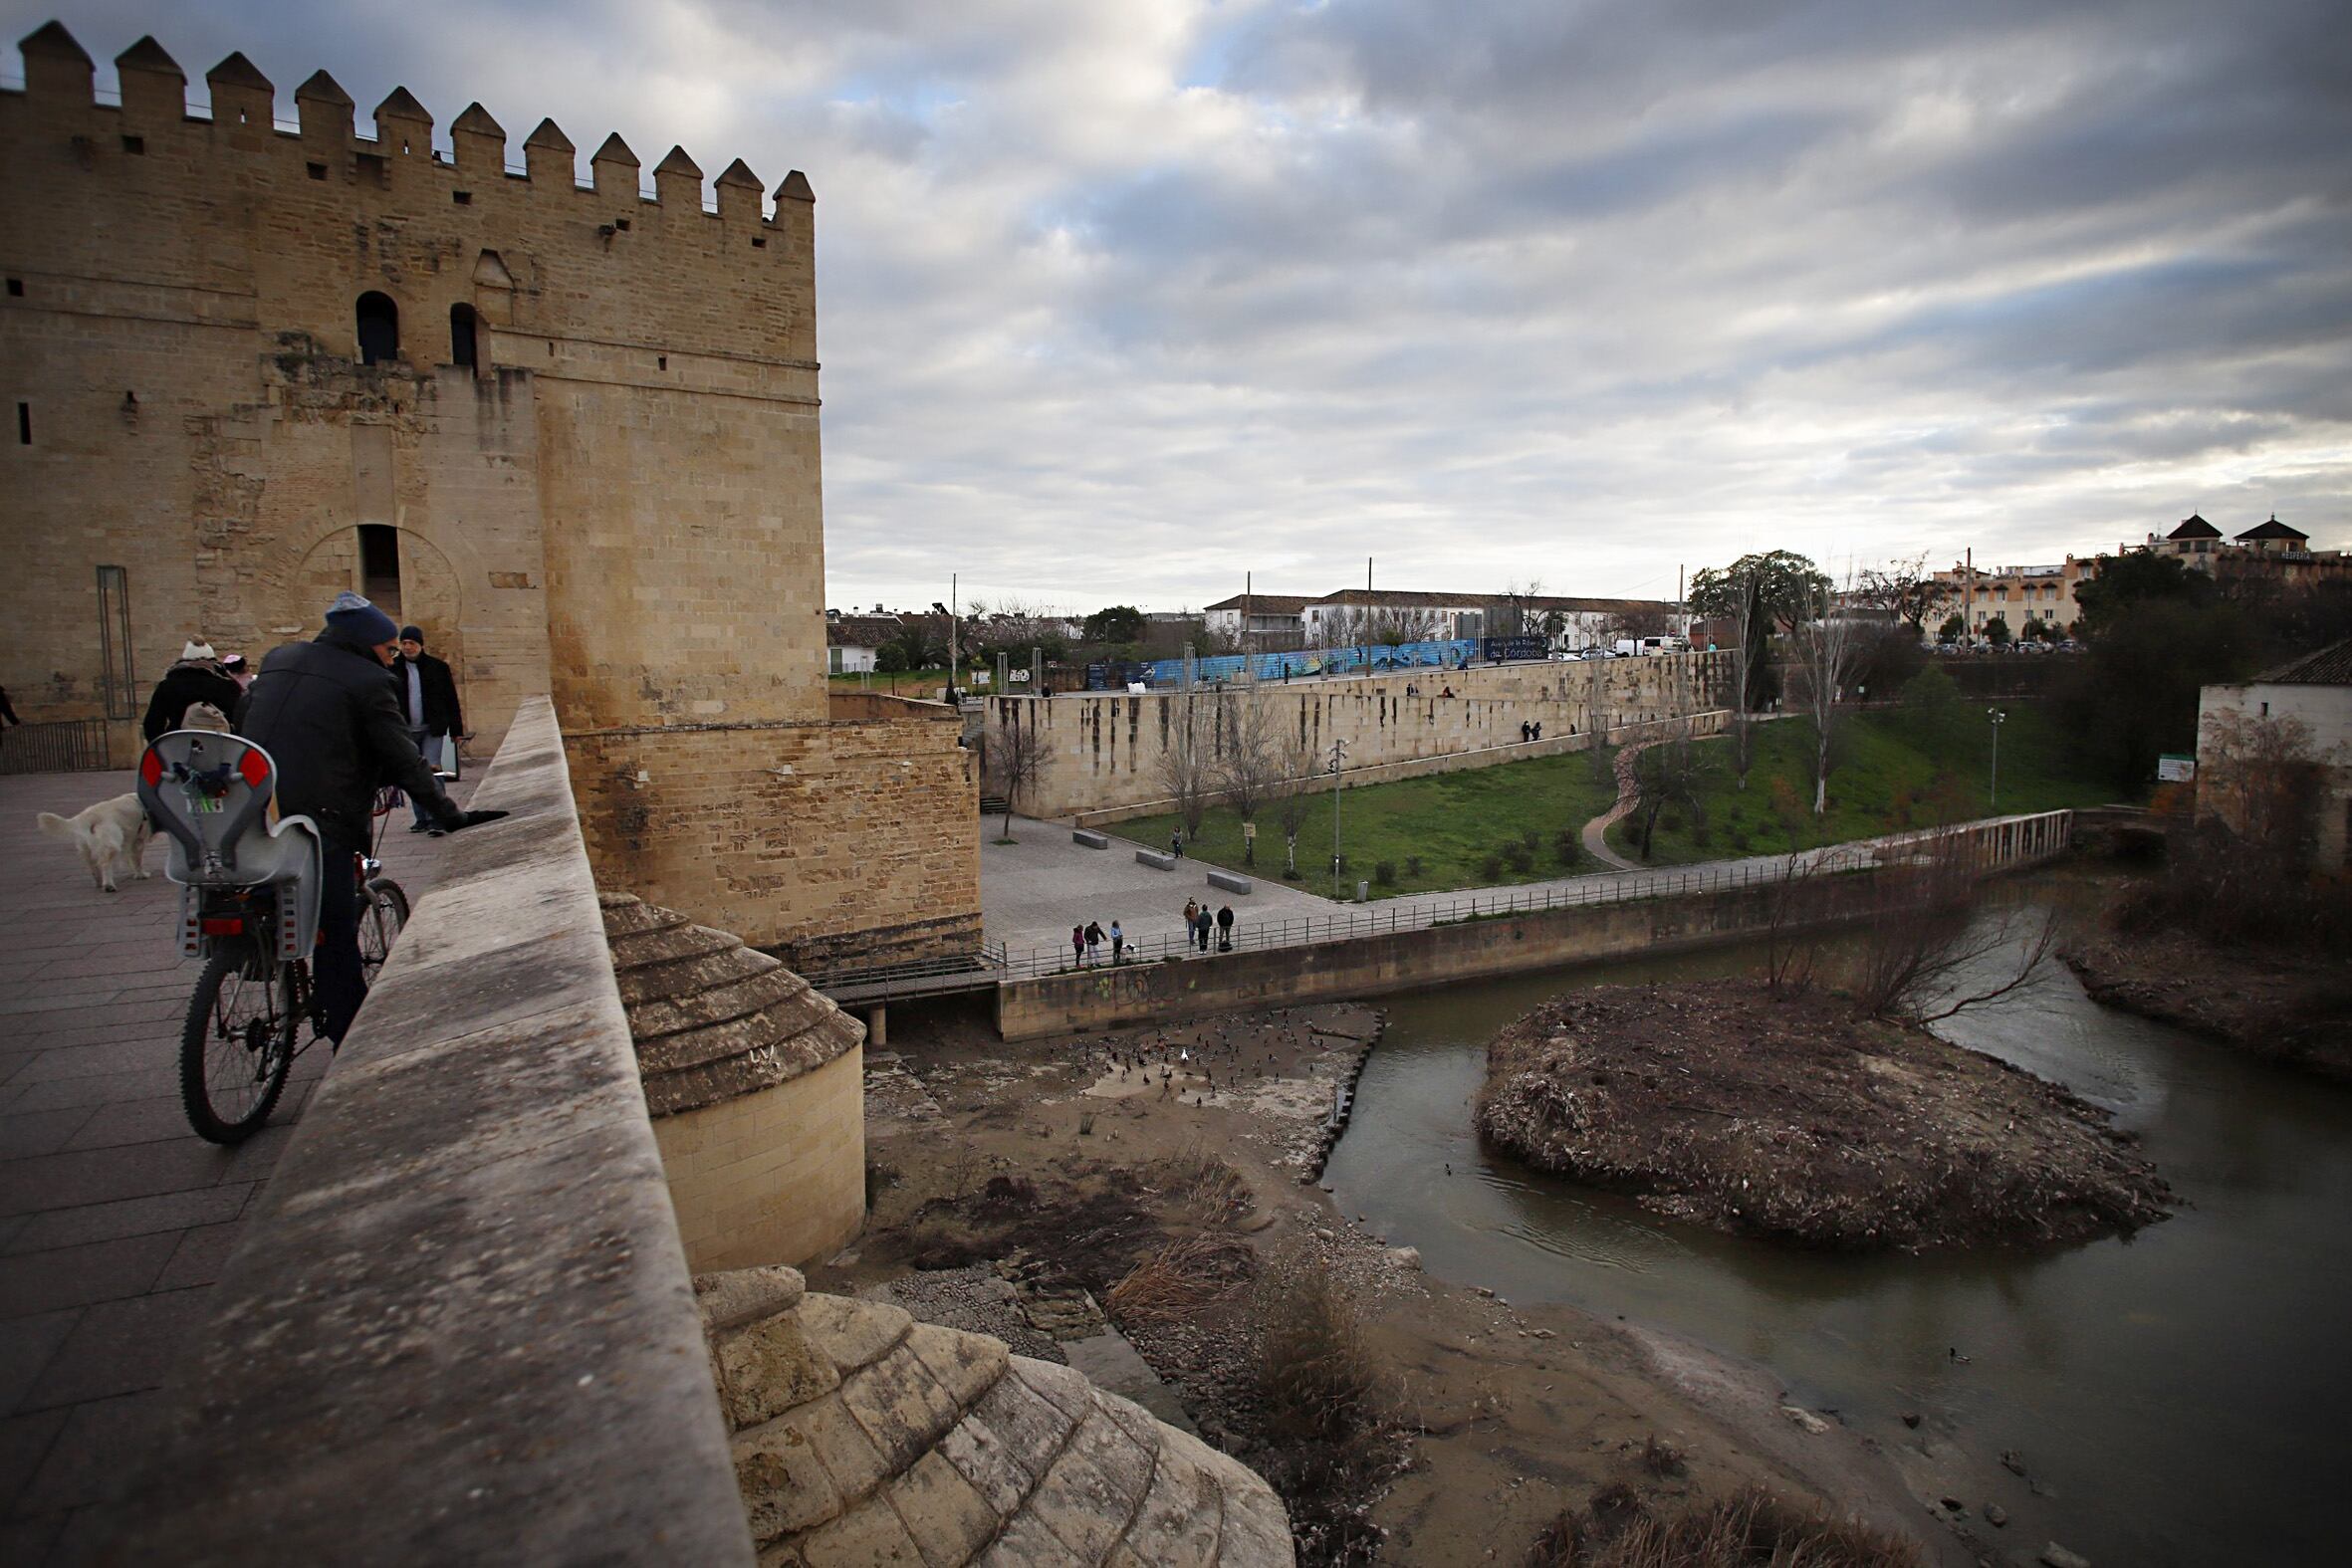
[1477, 981, 2173, 1251]
[820, 1000, 1961, 1567]
[2064, 932, 2352, 1082]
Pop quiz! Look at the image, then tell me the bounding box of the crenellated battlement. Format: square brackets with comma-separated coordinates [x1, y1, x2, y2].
[5, 20, 814, 225]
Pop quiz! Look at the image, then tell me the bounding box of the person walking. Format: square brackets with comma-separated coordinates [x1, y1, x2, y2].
[1194, 906, 1214, 953]
[1109, 919, 1125, 964]
[393, 626, 465, 833]
[1170, 829, 1184, 860]
[141, 640, 244, 741]
[1084, 919, 1103, 966]
[1216, 903, 1235, 952]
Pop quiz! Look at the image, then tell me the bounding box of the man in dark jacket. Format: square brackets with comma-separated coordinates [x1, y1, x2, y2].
[392, 626, 465, 831]
[141, 640, 245, 741]
[237, 592, 501, 1043]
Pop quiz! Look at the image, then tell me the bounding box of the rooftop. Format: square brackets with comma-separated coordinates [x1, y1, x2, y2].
[2252, 638, 2352, 687]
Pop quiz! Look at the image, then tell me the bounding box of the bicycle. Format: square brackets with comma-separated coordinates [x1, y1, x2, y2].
[139, 732, 415, 1144]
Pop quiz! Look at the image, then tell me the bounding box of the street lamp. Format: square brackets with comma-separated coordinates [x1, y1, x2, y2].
[1987, 708, 2007, 810]
[1327, 738, 1348, 896]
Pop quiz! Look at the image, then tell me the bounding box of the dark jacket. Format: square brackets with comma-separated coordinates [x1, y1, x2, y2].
[391, 650, 464, 736]
[141, 660, 245, 742]
[237, 630, 457, 844]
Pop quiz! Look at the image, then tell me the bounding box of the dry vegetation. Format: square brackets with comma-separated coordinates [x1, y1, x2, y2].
[1478, 981, 2173, 1250]
[1528, 1484, 1923, 1568]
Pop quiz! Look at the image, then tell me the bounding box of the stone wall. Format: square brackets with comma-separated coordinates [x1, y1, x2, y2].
[995, 652, 1733, 820]
[654, 1046, 866, 1271]
[566, 709, 982, 966]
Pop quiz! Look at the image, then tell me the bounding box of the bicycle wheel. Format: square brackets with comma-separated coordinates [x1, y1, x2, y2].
[179, 944, 296, 1145]
[358, 878, 410, 982]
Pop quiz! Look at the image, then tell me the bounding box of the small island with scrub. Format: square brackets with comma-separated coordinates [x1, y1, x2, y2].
[1478, 979, 2173, 1251]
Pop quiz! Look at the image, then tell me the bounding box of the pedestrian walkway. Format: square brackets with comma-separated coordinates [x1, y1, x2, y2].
[0, 768, 470, 1563]
[981, 809, 2076, 977]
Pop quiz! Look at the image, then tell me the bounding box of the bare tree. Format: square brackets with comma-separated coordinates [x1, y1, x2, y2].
[1626, 722, 1706, 861]
[1157, 696, 1213, 842]
[1271, 718, 1321, 879]
[985, 704, 1049, 842]
[1853, 555, 1954, 635]
[1848, 829, 2057, 1024]
[1603, 603, 1677, 643]
[1725, 567, 1761, 792]
[1791, 577, 1860, 816]
[1216, 695, 1284, 865]
[1334, 605, 1445, 648]
[1762, 847, 1821, 1000]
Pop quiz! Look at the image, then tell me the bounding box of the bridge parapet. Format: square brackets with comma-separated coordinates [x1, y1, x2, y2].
[114, 696, 755, 1565]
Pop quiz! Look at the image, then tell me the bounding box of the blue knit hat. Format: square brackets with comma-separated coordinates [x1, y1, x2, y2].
[325, 590, 399, 647]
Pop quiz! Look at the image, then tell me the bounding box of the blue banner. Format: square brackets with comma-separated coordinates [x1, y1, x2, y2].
[1139, 638, 1484, 687]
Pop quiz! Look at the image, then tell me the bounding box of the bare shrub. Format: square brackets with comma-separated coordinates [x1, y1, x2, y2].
[1525, 1484, 1923, 1568]
[1628, 723, 1706, 861]
[1761, 848, 1819, 1000]
[1104, 1234, 1251, 1327]
[1639, 1435, 1686, 1477]
[1847, 830, 2057, 1024]
[1155, 1143, 1253, 1225]
[1253, 1251, 1384, 1447]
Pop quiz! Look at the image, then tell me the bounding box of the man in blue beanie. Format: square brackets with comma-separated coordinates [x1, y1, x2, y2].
[237, 592, 504, 1043]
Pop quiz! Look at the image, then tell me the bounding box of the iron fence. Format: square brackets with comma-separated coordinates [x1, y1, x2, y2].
[998, 809, 2074, 982]
[0, 719, 116, 776]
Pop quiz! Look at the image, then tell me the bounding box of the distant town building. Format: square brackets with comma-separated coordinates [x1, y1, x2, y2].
[2135, 513, 2349, 587]
[1209, 587, 1679, 651]
[823, 611, 901, 674]
[1932, 558, 2099, 640]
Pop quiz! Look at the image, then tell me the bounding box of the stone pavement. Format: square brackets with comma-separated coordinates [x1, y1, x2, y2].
[0, 768, 469, 1564]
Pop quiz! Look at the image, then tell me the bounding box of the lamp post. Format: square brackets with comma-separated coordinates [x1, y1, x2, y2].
[1328, 738, 1348, 896]
[1987, 708, 2007, 810]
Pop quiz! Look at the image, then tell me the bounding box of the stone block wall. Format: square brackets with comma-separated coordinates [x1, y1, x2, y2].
[654, 1046, 865, 1271]
[997, 652, 1733, 819]
[567, 712, 982, 966]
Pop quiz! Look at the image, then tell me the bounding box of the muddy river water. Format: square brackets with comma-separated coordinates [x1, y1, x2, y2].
[1322, 898, 2352, 1566]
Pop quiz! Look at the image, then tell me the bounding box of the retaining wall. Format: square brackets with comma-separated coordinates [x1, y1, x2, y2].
[113, 696, 755, 1565]
[998, 812, 2072, 1040]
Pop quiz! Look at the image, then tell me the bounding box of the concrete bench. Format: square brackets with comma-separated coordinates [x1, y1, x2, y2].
[1205, 869, 1254, 895]
[1072, 828, 1110, 849]
[1135, 849, 1177, 870]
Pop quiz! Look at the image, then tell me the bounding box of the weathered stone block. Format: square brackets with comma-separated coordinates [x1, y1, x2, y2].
[800, 1291, 911, 1373]
[903, 1320, 1010, 1412]
[718, 1310, 841, 1428]
[885, 1449, 1001, 1568]
[733, 1419, 845, 1541]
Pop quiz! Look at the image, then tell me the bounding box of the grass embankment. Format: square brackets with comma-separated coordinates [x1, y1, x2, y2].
[1123, 749, 1623, 899]
[1605, 702, 2118, 866]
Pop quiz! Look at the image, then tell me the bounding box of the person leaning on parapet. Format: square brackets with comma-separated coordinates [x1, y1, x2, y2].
[392, 625, 465, 834]
[236, 592, 506, 1045]
[1216, 903, 1235, 952]
[141, 640, 245, 741]
[1109, 919, 1125, 965]
[1084, 919, 1103, 966]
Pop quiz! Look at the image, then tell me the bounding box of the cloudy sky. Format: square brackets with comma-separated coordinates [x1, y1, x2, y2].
[13, 1, 2350, 613]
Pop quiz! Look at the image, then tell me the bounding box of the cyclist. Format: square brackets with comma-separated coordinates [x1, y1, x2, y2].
[236, 591, 504, 1044]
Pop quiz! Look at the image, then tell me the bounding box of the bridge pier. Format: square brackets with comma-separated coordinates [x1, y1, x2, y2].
[864, 1004, 887, 1048]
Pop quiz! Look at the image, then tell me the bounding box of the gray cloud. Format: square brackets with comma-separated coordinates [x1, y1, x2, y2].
[8, 0, 2347, 610]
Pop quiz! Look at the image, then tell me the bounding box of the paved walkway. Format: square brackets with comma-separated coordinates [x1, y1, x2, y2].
[981, 809, 2069, 976]
[0, 768, 470, 1563]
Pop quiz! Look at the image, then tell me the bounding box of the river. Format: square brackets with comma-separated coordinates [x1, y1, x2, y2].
[1321, 893, 2352, 1566]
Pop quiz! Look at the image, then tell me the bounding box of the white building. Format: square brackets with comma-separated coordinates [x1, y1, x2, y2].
[2196, 638, 2352, 872]
[823, 611, 899, 675]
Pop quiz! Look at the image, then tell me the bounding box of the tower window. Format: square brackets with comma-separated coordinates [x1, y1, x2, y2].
[450, 303, 479, 369]
[16, 402, 28, 444]
[121, 134, 144, 155]
[356, 291, 400, 365]
[6, 278, 22, 297]
[357, 524, 403, 616]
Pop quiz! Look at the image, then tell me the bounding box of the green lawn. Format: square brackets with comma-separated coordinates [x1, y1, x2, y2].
[1122, 749, 1624, 899]
[1603, 702, 2124, 865]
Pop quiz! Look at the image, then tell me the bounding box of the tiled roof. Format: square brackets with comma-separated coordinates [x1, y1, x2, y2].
[2253, 638, 2352, 686]
[2234, 515, 2308, 542]
[2168, 514, 2222, 540]
[1203, 593, 1311, 613]
[826, 613, 903, 648]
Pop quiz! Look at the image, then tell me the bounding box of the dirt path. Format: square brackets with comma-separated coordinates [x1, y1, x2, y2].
[1579, 737, 1661, 871]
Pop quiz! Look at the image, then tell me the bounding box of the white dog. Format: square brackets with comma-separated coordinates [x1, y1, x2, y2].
[36, 793, 155, 893]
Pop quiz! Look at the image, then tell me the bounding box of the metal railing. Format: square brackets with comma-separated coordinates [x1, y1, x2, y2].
[799, 945, 1010, 998]
[0, 718, 115, 775]
[996, 810, 2075, 982]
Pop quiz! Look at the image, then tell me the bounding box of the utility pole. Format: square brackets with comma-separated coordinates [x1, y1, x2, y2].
[1366, 557, 1372, 592]
[948, 571, 959, 700]
[1327, 737, 1348, 896]
[1987, 707, 2006, 810]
